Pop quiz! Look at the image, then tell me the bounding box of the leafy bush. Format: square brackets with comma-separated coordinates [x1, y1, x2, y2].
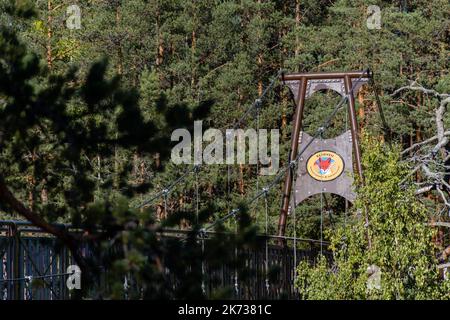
[295, 136, 450, 299]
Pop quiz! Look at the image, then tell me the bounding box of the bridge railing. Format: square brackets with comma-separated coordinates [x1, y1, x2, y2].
[0, 221, 74, 300]
[0, 220, 327, 300]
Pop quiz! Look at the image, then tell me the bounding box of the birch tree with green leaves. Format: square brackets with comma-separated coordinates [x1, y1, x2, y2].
[295, 136, 450, 299]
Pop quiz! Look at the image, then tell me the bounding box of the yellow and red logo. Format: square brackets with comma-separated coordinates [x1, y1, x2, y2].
[306, 151, 344, 182]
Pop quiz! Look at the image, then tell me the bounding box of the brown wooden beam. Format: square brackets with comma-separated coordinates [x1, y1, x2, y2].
[282, 70, 370, 81]
[277, 77, 307, 238]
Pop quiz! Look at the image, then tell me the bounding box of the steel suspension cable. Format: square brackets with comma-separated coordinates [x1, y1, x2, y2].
[201, 235, 206, 295]
[290, 162, 298, 291]
[180, 94, 340, 239]
[181, 68, 370, 242]
[221, 70, 284, 132]
[318, 130, 325, 256]
[137, 70, 283, 210]
[256, 100, 261, 208]
[369, 70, 392, 144]
[256, 98, 261, 289]
[320, 165, 324, 254]
[345, 91, 349, 225]
[163, 190, 168, 217]
[195, 166, 206, 295]
[137, 166, 195, 209]
[234, 218, 239, 298]
[195, 166, 200, 224]
[263, 188, 269, 295]
[0, 272, 73, 283]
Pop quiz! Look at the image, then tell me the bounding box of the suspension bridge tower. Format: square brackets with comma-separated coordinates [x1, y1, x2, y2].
[277, 70, 370, 237]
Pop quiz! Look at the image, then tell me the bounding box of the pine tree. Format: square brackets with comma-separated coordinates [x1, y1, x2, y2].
[295, 136, 450, 299]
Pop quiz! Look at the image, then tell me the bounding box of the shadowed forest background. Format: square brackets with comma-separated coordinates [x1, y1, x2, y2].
[0, 0, 449, 299]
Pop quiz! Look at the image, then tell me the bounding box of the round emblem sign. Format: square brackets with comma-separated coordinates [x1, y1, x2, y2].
[306, 150, 344, 182]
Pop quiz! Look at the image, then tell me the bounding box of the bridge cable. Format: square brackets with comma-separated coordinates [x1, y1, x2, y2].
[163, 189, 168, 218]
[194, 166, 206, 295]
[368, 69, 392, 144]
[290, 160, 298, 292]
[136, 70, 283, 210]
[181, 68, 370, 243]
[234, 217, 239, 297]
[137, 167, 194, 209]
[201, 234, 206, 295]
[256, 96, 261, 290]
[263, 187, 269, 295]
[319, 132, 324, 256]
[0, 272, 72, 283]
[345, 91, 349, 225]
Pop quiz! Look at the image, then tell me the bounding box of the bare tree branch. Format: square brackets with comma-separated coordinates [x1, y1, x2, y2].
[415, 184, 435, 195]
[393, 81, 450, 211]
[402, 131, 450, 155]
[391, 80, 449, 99]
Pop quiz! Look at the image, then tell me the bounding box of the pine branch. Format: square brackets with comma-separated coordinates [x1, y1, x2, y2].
[0, 173, 87, 272]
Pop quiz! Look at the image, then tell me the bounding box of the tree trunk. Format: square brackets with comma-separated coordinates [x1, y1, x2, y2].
[191, 2, 197, 94]
[357, 87, 366, 130]
[294, 0, 301, 58]
[155, 4, 164, 71]
[46, 0, 53, 69]
[239, 164, 245, 195]
[115, 5, 123, 75]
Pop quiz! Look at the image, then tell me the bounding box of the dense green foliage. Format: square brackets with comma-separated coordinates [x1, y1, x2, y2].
[0, 0, 259, 299]
[296, 136, 450, 299]
[0, 0, 449, 299]
[1, 0, 449, 240]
